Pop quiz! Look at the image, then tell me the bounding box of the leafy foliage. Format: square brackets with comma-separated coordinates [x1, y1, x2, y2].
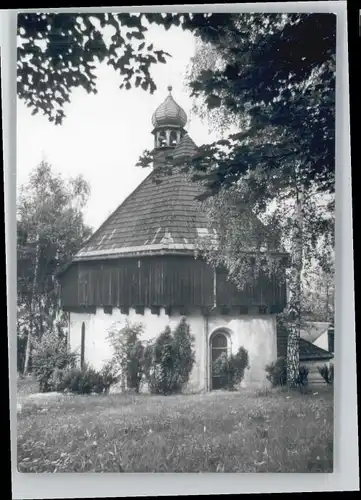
[153, 326, 177, 395]
[17, 161, 92, 374]
[302, 261, 334, 322]
[99, 361, 121, 393]
[32, 330, 78, 392]
[181, 13, 335, 388]
[59, 365, 112, 394]
[265, 357, 288, 387]
[107, 320, 145, 392]
[19, 12, 265, 125]
[126, 338, 145, 393]
[192, 184, 288, 290]
[212, 347, 249, 391]
[185, 13, 335, 196]
[142, 318, 195, 395]
[265, 357, 309, 388]
[318, 363, 334, 385]
[297, 366, 309, 388]
[17, 13, 177, 124]
[171, 317, 196, 389]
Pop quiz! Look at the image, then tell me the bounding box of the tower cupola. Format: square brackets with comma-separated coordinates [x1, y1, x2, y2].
[151, 86, 187, 149]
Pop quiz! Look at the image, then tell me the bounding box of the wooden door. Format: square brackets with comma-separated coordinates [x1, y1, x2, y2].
[210, 331, 228, 390]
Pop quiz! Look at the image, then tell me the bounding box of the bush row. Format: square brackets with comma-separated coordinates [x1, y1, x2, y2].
[32, 318, 252, 395]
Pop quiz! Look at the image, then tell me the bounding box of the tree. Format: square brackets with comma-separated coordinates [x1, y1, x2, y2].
[107, 320, 145, 392]
[186, 13, 335, 193]
[183, 13, 336, 388]
[17, 161, 92, 374]
[172, 317, 196, 390]
[185, 38, 247, 135]
[138, 14, 335, 388]
[142, 319, 195, 395]
[17, 12, 185, 124]
[302, 258, 334, 322]
[17, 12, 257, 125]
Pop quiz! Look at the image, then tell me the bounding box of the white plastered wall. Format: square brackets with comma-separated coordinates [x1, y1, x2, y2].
[69, 308, 277, 391]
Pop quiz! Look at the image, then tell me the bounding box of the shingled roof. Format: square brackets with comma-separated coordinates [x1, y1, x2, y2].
[299, 338, 334, 361]
[75, 134, 210, 261]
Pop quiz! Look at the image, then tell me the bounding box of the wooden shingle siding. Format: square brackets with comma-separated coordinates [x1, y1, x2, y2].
[59, 263, 79, 308]
[60, 255, 287, 311]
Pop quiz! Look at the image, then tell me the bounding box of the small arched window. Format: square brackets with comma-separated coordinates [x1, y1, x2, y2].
[80, 322, 86, 369]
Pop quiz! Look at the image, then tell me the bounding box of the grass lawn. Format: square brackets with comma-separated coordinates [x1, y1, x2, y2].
[17, 379, 333, 473]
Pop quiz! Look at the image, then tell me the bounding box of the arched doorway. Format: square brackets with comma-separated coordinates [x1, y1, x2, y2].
[80, 322, 86, 369]
[210, 330, 229, 390]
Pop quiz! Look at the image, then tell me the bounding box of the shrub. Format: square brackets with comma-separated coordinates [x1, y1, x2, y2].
[142, 319, 196, 395]
[212, 347, 249, 391]
[297, 365, 309, 387]
[265, 357, 287, 387]
[60, 364, 113, 394]
[77, 366, 104, 394]
[107, 321, 145, 392]
[48, 367, 67, 392]
[154, 326, 178, 395]
[172, 317, 196, 390]
[142, 341, 162, 394]
[318, 363, 334, 385]
[126, 339, 145, 393]
[60, 367, 83, 393]
[32, 331, 78, 392]
[265, 357, 309, 388]
[99, 360, 120, 393]
[229, 346, 249, 388]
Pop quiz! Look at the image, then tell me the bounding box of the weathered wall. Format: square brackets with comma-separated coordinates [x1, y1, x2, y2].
[61, 255, 287, 312]
[69, 308, 277, 392]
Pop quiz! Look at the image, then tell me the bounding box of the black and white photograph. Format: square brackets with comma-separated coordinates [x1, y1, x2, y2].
[15, 11, 336, 474]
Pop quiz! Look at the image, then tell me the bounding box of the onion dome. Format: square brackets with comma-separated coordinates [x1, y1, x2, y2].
[151, 86, 187, 129]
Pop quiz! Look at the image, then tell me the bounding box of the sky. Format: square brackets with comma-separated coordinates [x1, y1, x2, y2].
[16, 22, 223, 231]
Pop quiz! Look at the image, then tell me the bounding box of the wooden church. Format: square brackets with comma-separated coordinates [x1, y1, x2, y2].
[59, 86, 287, 391]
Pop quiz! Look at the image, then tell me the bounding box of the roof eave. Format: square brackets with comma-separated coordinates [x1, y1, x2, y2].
[73, 245, 198, 262]
[300, 354, 334, 361]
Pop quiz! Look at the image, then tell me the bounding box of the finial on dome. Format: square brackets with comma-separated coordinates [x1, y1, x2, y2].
[167, 85, 172, 93]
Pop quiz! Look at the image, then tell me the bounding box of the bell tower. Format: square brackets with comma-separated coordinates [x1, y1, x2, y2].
[151, 86, 188, 153]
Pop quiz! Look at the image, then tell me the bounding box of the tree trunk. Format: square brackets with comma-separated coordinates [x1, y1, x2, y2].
[286, 191, 304, 388]
[23, 241, 40, 375]
[325, 281, 329, 322]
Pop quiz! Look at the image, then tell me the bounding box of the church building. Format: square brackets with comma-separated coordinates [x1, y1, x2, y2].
[59, 87, 287, 391]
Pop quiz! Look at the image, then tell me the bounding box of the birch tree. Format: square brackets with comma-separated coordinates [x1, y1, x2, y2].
[17, 161, 92, 374]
